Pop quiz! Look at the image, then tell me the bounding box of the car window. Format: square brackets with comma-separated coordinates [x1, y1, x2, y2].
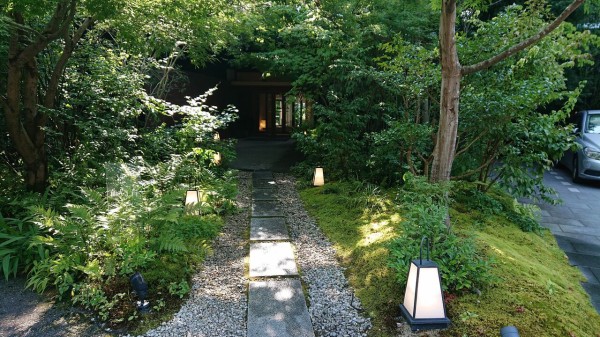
[586, 114, 600, 134]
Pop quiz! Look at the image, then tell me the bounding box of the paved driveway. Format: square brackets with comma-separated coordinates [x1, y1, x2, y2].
[536, 167, 600, 313]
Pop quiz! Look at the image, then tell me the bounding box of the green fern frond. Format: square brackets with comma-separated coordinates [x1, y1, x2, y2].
[154, 234, 188, 253]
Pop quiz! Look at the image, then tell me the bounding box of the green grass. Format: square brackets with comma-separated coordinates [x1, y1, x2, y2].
[299, 182, 600, 337]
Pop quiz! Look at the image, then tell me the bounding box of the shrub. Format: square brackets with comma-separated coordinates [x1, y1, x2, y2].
[389, 174, 495, 293]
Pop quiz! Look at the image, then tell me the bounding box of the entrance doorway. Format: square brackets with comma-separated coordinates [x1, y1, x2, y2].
[257, 93, 307, 135]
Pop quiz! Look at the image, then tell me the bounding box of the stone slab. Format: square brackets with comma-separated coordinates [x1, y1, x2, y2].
[572, 242, 600, 256]
[247, 279, 315, 337]
[559, 225, 600, 237]
[250, 217, 289, 241]
[567, 252, 600, 269]
[254, 179, 277, 189]
[581, 282, 600, 303]
[580, 267, 600, 284]
[249, 242, 298, 277]
[253, 171, 274, 180]
[253, 201, 283, 217]
[253, 188, 278, 201]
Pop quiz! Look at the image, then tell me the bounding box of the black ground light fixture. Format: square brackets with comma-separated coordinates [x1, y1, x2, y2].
[500, 326, 520, 337]
[399, 237, 451, 331]
[130, 272, 150, 312]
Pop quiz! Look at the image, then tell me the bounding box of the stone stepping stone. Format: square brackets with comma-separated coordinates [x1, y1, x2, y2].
[253, 188, 278, 201]
[249, 242, 298, 277]
[247, 279, 315, 337]
[253, 171, 274, 180]
[250, 217, 289, 241]
[254, 179, 277, 189]
[252, 201, 283, 217]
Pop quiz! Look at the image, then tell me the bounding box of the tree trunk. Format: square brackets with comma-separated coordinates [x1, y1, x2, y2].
[2, 1, 85, 192]
[429, 0, 585, 183]
[430, 0, 461, 183]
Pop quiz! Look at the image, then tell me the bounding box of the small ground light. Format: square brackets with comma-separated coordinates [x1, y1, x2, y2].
[213, 152, 222, 165]
[399, 237, 451, 331]
[313, 167, 324, 186]
[213, 132, 220, 141]
[185, 189, 201, 215]
[130, 272, 150, 312]
[185, 189, 199, 206]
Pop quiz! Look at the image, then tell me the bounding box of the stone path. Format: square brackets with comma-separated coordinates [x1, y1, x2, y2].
[247, 171, 315, 337]
[535, 167, 600, 313]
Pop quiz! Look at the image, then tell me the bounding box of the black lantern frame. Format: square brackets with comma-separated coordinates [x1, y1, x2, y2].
[399, 237, 451, 331]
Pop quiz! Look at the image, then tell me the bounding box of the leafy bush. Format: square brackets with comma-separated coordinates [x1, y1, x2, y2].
[21, 157, 234, 324]
[293, 101, 369, 181]
[367, 121, 433, 186]
[453, 183, 504, 216]
[0, 79, 238, 327]
[389, 174, 495, 293]
[453, 183, 543, 233]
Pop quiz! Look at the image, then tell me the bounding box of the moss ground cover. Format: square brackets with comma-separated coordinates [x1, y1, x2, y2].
[299, 182, 600, 337]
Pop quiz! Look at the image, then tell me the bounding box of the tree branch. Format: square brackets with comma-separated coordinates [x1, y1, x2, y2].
[451, 154, 497, 180]
[44, 17, 95, 109]
[462, 0, 586, 75]
[13, 0, 77, 67]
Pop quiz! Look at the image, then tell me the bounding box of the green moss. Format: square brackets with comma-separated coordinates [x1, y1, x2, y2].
[301, 183, 403, 337]
[299, 182, 600, 337]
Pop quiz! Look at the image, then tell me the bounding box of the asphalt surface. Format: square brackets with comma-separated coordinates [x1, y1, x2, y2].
[536, 166, 600, 313]
[0, 278, 104, 337]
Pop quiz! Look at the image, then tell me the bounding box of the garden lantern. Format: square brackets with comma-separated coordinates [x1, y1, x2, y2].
[185, 189, 200, 206]
[399, 237, 451, 331]
[313, 167, 324, 186]
[213, 132, 220, 141]
[130, 272, 150, 312]
[213, 152, 222, 165]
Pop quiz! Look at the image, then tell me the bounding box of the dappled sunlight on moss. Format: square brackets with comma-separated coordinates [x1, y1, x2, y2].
[357, 213, 401, 247]
[301, 182, 600, 337]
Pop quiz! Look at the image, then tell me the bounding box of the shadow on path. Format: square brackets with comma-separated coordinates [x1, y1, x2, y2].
[0, 278, 103, 337]
[229, 138, 303, 172]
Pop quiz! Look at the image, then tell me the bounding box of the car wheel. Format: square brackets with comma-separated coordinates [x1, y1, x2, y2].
[572, 157, 582, 183]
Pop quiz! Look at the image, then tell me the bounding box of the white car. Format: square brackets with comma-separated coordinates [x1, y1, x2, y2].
[560, 110, 600, 182]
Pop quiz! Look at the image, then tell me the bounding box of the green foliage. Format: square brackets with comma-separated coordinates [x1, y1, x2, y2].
[368, 121, 433, 184]
[454, 183, 543, 233]
[454, 5, 595, 201]
[388, 174, 494, 293]
[0, 213, 41, 280]
[300, 179, 600, 336]
[0, 35, 238, 324]
[294, 101, 369, 180]
[453, 184, 504, 216]
[21, 156, 233, 324]
[168, 279, 190, 299]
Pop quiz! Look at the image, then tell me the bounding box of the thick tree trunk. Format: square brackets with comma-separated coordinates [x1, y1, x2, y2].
[430, 0, 461, 183]
[2, 1, 86, 192]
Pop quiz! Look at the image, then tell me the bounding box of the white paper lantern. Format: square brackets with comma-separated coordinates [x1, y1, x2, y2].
[313, 167, 324, 186]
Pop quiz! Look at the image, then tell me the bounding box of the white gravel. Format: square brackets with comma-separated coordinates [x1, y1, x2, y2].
[275, 174, 372, 337]
[139, 172, 252, 337]
[139, 172, 432, 337]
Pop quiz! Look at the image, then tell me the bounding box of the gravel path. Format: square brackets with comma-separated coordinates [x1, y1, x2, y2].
[275, 174, 438, 337]
[1, 172, 431, 337]
[275, 174, 372, 337]
[140, 171, 252, 337]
